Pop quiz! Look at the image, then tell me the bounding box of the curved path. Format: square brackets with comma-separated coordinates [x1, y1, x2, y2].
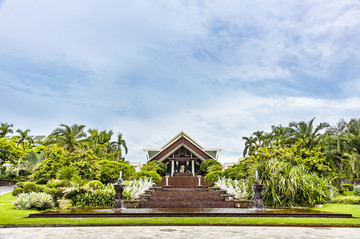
[0, 226, 359, 239]
[0, 186, 15, 196]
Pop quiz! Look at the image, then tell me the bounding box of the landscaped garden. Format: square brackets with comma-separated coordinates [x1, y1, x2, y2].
[0, 119, 360, 226]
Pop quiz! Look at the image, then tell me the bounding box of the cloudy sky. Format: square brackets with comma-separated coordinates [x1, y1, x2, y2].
[1, 0, 360, 164]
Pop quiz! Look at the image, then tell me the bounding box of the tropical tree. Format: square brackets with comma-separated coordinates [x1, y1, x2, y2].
[15, 129, 34, 149]
[19, 151, 46, 174]
[288, 118, 329, 150]
[242, 136, 257, 157]
[111, 133, 128, 161]
[0, 123, 13, 138]
[49, 124, 87, 151]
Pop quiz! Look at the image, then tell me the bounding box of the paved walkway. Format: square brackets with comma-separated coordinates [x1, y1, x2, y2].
[0, 186, 15, 196]
[0, 226, 359, 239]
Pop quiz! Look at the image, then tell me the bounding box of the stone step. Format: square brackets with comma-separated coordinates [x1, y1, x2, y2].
[140, 201, 235, 208]
[148, 195, 226, 201]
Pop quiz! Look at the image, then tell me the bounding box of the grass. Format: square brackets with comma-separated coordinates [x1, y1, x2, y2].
[1, 192, 360, 226]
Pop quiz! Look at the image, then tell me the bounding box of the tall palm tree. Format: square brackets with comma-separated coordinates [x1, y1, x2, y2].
[111, 133, 128, 161]
[49, 124, 87, 151]
[0, 122, 13, 138]
[242, 136, 257, 157]
[16, 129, 34, 148]
[288, 118, 330, 149]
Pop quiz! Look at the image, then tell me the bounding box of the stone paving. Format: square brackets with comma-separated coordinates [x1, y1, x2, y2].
[0, 226, 359, 239]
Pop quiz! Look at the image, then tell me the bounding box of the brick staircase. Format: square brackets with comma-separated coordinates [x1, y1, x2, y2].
[140, 176, 235, 208]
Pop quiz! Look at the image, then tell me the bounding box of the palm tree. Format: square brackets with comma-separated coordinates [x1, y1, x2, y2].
[0, 122, 13, 138]
[242, 136, 257, 157]
[49, 124, 87, 151]
[19, 151, 46, 174]
[16, 129, 34, 148]
[270, 124, 292, 147]
[288, 118, 330, 149]
[111, 133, 128, 161]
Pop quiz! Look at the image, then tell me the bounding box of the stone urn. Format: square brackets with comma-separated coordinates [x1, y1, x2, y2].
[252, 184, 264, 210]
[114, 177, 126, 209]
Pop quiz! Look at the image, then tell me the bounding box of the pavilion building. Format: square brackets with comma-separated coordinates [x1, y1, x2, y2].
[143, 131, 221, 176]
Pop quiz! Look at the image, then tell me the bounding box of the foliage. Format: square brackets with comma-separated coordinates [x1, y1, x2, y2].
[20, 151, 46, 174]
[141, 161, 167, 175]
[98, 160, 135, 184]
[12, 187, 24, 197]
[354, 186, 360, 196]
[0, 138, 25, 166]
[47, 124, 87, 151]
[254, 157, 331, 207]
[111, 133, 128, 161]
[207, 164, 223, 173]
[32, 145, 101, 183]
[87, 180, 103, 190]
[222, 163, 247, 180]
[23, 181, 37, 193]
[330, 195, 360, 204]
[73, 185, 115, 207]
[134, 170, 162, 182]
[342, 184, 354, 191]
[204, 171, 223, 183]
[0, 122, 13, 138]
[13, 192, 54, 210]
[56, 165, 80, 181]
[199, 159, 221, 175]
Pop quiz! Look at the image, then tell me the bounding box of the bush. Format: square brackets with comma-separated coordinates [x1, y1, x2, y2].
[141, 161, 167, 175]
[13, 192, 54, 210]
[35, 184, 47, 193]
[134, 170, 162, 182]
[98, 160, 135, 184]
[204, 171, 223, 183]
[87, 180, 103, 190]
[23, 181, 37, 193]
[13, 193, 31, 210]
[342, 184, 354, 191]
[12, 187, 24, 197]
[73, 186, 115, 207]
[354, 186, 360, 196]
[331, 195, 360, 204]
[47, 179, 63, 188]
[199, 159, 221, 175]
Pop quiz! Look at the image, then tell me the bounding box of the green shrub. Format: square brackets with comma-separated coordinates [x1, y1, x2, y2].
[338, 188, 345, 195]
[73, 186, 115, 207]
[354, 186, 360, 196]
[87, 180, 104, 190]
[28, 192, 54, 210]
[13, 193, 31, 210]
[13, 192, 54, 210]
[199, 159, 221, 175]
[342, 184, 354, 191]
[16, 182, 25, 188]
[12, 187, 24, 197]
[47, 179, 63, 188]
[134, 170, 162, 182]
[23, 181, 37, 193]
[204, 171, 223, 183]
[330, 195, 360, 204]
[141, 161, 167, 175]
[35, 184, 47, 193]
[98, 160, 135, 184]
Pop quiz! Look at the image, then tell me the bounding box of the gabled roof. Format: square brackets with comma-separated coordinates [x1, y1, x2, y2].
[143, 131, 222, 162]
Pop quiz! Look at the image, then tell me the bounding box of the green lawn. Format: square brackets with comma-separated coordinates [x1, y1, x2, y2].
[1, 192, 360, 226]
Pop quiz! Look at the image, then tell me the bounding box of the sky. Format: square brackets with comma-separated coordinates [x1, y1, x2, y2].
[1, 0, 360, 164]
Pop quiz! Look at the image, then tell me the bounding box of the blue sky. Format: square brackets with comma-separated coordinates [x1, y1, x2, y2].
[1, 0, 360, 163]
